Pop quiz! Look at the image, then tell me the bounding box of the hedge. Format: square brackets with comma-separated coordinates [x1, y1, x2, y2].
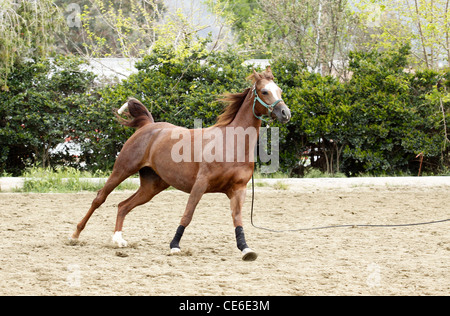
[0, 45, 448, 176]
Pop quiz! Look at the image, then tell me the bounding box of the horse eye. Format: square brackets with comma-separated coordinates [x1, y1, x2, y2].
[261, 90, 269, 95]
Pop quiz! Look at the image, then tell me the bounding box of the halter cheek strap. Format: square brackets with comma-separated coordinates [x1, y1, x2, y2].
[252, 86, 283, 121]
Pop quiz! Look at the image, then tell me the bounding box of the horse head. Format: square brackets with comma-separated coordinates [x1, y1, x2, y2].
[251, 66, 291, 124]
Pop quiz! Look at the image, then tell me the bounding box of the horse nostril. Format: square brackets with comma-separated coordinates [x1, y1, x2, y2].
[281, 109, 287, 118]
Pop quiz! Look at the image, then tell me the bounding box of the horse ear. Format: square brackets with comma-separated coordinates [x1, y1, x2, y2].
[264, 65, 274, 80]
[253, 69, 261, 80]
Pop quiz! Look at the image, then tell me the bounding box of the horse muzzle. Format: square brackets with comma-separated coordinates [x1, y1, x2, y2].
[272, 102, 291, 124]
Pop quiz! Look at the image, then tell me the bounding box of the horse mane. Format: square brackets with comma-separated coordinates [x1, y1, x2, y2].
[214, 88, 251, 127]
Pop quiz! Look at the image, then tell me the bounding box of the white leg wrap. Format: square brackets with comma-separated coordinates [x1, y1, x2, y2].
[112, 231, 128, 248]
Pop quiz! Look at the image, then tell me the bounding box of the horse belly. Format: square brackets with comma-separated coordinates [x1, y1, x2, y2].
[151, 156, 198, 193]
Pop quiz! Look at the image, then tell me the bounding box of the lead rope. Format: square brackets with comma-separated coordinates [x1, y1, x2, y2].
[250, 174, 450, 233]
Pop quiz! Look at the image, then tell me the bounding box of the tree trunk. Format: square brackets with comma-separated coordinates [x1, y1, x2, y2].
[414, 0, 430, 68]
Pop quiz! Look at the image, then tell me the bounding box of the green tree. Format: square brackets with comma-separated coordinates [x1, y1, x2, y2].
[345, 45, 449, 174]
[271, 58, 350, 175]
[274, 45, 449, 176]
[0, 56, 96, 175]
[56, 0, 224, 59]
[0, 0, 65, 90]
[213, 0, 360, 76]
[357, 0, 450, 69]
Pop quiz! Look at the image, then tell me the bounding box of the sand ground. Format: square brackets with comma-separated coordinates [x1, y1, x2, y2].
[0, 178, 449, 296]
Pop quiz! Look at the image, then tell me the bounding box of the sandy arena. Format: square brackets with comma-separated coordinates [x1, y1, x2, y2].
[0, 177, 449, 296]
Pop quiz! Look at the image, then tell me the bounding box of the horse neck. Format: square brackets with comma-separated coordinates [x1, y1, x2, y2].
[229, 89, 262, 133]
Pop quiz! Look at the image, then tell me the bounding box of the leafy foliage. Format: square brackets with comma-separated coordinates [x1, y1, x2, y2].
[0, 0, 65, 90]
[273, 45, 449, 176]
[0, 45, 448, 177]
[0, 56, 96, 175]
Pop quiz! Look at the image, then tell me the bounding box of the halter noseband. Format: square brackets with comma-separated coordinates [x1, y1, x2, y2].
[252, 85, 283, 122]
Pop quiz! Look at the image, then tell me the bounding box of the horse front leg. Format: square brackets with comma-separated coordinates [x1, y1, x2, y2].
[229, 187, 258, 261]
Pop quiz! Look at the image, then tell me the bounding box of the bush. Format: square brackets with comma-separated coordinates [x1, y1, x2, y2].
[1, 44, 448, 177]
[272, 45, 449, 176]
[344, 45, 449, 175]
[0, 56, 96, 175]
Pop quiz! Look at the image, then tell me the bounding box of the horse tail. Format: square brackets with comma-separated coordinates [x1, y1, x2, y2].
[116, 98, 154, 129]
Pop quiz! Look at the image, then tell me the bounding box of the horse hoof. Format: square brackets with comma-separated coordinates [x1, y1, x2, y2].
[242, 248, 258, 261]
[170, 247, 181, 254]
[67, 237, 81, 246]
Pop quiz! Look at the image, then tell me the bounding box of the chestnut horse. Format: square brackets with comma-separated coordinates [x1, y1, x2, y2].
[71, 66, 291, 261]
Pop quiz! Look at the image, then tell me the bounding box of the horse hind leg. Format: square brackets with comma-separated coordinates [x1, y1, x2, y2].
[112, 167, 169, 247]
[71, 170, 130, 240]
